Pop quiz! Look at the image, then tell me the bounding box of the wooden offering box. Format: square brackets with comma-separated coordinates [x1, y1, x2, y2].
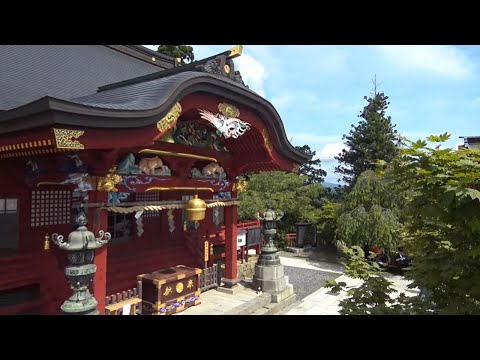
[138, 265, 202, 315]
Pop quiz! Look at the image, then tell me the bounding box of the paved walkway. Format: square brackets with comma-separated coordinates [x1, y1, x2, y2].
[283, 273, 419, 315]
[176, 283, 261, 315]
[176, 253, 419, 315]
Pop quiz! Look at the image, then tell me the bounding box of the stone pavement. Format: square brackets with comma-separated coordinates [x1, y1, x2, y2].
[176, 252, 419, 315]
[176, 282, 262, 315]
[282, 273, 419, 315]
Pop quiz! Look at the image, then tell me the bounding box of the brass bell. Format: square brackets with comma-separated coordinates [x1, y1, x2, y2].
[186, 194, 206, 221]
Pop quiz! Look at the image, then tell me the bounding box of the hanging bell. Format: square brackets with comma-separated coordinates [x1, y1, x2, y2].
[186, 194, 206, 221]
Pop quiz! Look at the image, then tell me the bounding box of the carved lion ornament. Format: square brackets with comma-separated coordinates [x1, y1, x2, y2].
[198, 109, 251, 139]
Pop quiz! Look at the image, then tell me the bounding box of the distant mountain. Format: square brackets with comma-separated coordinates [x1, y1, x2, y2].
[323, 181, 340, 190]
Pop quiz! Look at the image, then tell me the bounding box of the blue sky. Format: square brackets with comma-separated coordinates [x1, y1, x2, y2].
[144, 45, 479, 183]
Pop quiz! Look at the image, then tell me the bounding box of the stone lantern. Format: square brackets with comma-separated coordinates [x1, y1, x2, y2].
[255, 205, 283, 266]
[253, 205, 294, 302]
[50, 207, 111, 315]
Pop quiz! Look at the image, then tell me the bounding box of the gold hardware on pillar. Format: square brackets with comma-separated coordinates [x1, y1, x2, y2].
[186, 194, 206, 221]
[210, 243, 213, 256]
[44, 233, 50, 251]
[204, 240, 209, 262]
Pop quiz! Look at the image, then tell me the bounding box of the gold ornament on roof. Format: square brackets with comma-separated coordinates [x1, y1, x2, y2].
[233, 180, 248, 193]
[97, 166, 123, 192]
[262, 129, 273, 153]
[218, 103, 240, 118]
[53, 128, 85, 150]
[157, 102, 182, 134]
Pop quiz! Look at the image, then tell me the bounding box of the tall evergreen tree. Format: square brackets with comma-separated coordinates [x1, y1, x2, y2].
[335, 79, 399, 185]
[295, 145, 327, 184]
[157, 45, 194, 65]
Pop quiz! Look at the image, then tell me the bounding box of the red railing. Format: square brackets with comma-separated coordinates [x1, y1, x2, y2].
[237, 220, 261, 230]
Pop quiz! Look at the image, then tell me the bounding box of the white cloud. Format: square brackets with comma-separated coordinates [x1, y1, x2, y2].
[378, 45, 474, 79]
[235, 54, 267, 97]
[317, 143, 346, 162]
[284, 46, 348, 74]
[270, 92, 297, 110]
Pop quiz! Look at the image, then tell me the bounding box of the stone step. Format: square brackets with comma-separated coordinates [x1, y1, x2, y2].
[224, 293, 272, 315]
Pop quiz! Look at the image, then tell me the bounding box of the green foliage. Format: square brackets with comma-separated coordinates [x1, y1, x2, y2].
[157, 45, 194, 65]
[335, 91, 399, 185]
[388, 133, 480, 314]
[324, 246, 407, 315]
[335, 170, 404, 253]
[238, 171, 326, 236]
[295, 145, 327, 184]
[316, 201, 341, 245]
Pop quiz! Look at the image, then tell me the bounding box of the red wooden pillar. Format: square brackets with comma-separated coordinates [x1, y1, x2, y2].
[222, 203, 239, 288]
[88, 190, 108, 315]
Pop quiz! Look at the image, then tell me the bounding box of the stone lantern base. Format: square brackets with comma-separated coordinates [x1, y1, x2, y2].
[252, 243, 291, 297]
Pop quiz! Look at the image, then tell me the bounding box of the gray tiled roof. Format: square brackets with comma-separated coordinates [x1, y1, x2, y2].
[0, 45, 164, 110]
[70, 71, 257, 110]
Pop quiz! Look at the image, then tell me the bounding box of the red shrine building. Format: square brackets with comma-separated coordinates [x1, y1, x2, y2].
[0, 45, 308, 315]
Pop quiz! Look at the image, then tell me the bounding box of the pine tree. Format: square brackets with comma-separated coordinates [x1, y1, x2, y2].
[295, 145, 327, 184]
[335, 78, 399, 185]
[156, 45, 195, 65]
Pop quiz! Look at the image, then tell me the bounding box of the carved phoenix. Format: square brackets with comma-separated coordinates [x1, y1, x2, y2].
[198, 109, 251, 139]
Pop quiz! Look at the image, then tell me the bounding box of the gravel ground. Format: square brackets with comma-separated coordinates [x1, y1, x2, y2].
[284, 266, 341, 301]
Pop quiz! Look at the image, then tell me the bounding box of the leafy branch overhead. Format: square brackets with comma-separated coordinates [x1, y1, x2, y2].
[156, 45, 195, 65]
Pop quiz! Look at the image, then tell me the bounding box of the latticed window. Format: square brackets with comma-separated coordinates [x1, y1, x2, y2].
[136, 191, 160, 217]
[0, 198, 19, 256]
[30, 190, 71, 227]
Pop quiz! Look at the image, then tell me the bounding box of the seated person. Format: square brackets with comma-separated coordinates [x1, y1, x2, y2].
[395, 247, 410, 268]
[374, 249, 389, 267]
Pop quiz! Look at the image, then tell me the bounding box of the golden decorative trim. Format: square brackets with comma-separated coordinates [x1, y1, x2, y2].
[262, 128, 273, 154]
[0, 140, 50, 152]
[292, 164, 300, 174]
[176, 282, 184, 294]
[177, 274, 186, 280]
[195, 269, 202, 275]
[97, 166, 123, 192]
[139, 149, 217, 162]
[228, 45, 243, 58]
[177, 296, 185, 302]
[224, 64, 231, 74]
[187, 279, 194, 289]
[146, 187, 214, 192]
[53, 128, 85, 150]
[163, 286, 172, 297]
[218, 102, 240, 118]
[0, 146, 75, 159]
[156, 102, 182, 134]
[232, 180, 248, 193]
[153, 278, 167, 286]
